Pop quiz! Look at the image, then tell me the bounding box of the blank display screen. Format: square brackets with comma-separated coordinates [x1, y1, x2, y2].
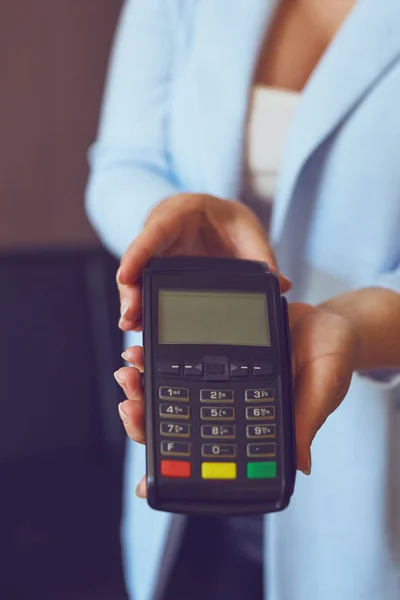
[159, 290, 270, 346]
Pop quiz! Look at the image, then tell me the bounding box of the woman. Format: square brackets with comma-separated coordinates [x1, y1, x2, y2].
[86, 1, 400, 599]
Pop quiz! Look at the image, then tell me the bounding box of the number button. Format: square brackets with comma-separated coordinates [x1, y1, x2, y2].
[161, 441, 191, 457]
[159, 404, 190, 419]
[201, 425, 236, 439]
[160, 423, 191, 438]
[246, 424, 276, 439]
[159, 387, 189, 401]
[201, 390, 234, 403]
[201, 407, 235, 421]
[247, 443, 276, 458]
[245, 406, 275, 420]
[245, 389, 274, 402]
[202, 444, 237, 458]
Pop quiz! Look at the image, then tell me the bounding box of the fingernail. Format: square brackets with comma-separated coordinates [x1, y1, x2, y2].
[135, 482, 145, 499]
[301, 456, 312, 476]
[118, 402, 129, 425]
[120, 301, 129, 319]
[121, 351, 128, 361]
[116, 266, 122, 283]
[280, 274, 293, 290]
[114, 370, 125, 387]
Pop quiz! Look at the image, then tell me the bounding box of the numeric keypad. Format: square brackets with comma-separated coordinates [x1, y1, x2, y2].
[158, 383, 278, 481]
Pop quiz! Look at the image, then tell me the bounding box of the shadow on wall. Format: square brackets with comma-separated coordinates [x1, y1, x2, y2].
[0, 1, 129, 598]
[0, 0, 123, 250]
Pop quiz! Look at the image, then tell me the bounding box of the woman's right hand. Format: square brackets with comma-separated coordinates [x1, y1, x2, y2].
[114, 192, 292, 497]
[114, 346, 148, 498]
[117, 193, 292, 331]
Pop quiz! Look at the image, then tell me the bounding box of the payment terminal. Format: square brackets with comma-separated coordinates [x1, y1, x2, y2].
[143, 257, 296, 516]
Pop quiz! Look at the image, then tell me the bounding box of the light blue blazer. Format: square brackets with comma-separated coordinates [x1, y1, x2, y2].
[86, 1, 400, 599]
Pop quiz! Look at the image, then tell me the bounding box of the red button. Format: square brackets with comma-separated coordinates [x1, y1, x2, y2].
[161, 460, 191, 478]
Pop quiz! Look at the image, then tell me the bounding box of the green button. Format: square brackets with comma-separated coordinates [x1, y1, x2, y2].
[247, 461, 277, 479]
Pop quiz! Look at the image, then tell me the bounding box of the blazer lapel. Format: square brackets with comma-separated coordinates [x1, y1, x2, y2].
[189, 0, 400, 242]
[190, 0, 278, 198]
[271, 0, 400, 240]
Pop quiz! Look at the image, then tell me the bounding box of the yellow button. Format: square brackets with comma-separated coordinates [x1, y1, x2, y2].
[201, 462, 237, 480]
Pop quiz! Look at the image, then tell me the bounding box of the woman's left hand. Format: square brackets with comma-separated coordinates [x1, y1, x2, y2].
[116, 287, 400, 491]
[115, 301, 359, 487]
[288, 302, 358, 474]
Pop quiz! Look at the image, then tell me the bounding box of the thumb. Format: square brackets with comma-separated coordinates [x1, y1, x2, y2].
[231, 208, 292, 292]
[293, 349, 353, 475]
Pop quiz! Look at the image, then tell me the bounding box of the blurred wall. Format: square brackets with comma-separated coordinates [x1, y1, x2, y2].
[0, 6, 127, 597]
[0, 0, 123, 250]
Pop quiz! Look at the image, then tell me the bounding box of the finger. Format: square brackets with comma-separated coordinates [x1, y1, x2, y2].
[122, 346, 144, 372]
[117, 199, 186, 286]
[291, 305, 354, 471]
[117, 279, 142, 331]
[288, 303, 314, 332]
[291, 339, 353, 474]
[287, 303, 315, 383]
[117, 201, 187, 327]
[114, 366, 143, 400]
[118, 228, 157, 287]
[114, 367, 145, 443]
[224, 203, 292, 293]
[294, 359, 351, 474]
[135, 475, 147, 499]
[118, 398, 145, 444]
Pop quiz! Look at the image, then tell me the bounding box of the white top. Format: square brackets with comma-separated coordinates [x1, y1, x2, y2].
[244, 86, 300, 204]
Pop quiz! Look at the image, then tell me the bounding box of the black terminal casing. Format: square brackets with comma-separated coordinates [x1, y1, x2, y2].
[143, 257, 296, 516]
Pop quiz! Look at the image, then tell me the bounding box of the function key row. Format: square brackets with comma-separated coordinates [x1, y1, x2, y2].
[159, 404, 275, 421]
[158, 360, 274, 378]
[158, 387, 274, 403]
[160, 441, 277, 458]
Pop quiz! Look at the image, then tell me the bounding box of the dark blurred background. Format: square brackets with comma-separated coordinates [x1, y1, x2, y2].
[0, 1, 129, 598]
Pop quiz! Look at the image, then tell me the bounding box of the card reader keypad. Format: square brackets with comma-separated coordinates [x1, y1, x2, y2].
[158, 358, 279, 482]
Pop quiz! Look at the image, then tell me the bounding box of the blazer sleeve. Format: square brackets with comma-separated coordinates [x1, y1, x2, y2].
[373, 265, 400, 296]
[85, 0, 182, 258]
[359, 263, 400, 388]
